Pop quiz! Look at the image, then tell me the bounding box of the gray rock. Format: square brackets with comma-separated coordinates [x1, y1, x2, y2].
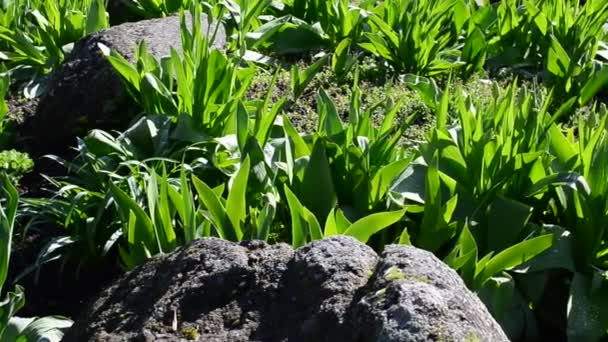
[277, 236, 378, 341]
[64, 238, 294, 342]
[22, 13, 226, 158]
[352, 245, 509, 342]
[64, 236, 508, 342]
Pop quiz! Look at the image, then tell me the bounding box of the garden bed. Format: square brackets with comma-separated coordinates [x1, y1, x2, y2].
[1, 0, 608, 341]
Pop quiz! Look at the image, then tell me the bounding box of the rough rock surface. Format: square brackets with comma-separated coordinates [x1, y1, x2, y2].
[65, 236, 508, 342]
[352, 245, 509, 342]
[20, 13, 226, 158]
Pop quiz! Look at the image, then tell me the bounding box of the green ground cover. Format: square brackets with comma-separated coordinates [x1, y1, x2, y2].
[2, 0, 608, 340]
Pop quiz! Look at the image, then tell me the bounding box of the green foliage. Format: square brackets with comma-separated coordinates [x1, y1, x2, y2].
[0, 174, 17, 298]
[122, 0, 192, 18]
[11, 0, 608, 340]
[524, 108, 608, 339]
[0, 0, 109, 92]
[0, 70, 8, 123]
[206, 0, 272, 54]
[104, 5, 255, 136]
[487, 0, 608, 100]
[290, 55, 328, 101]
[359, 0, 466, 76]
[244, 0, 370, 54]
[396, 79, 608, 338]
[0, 174, 73, 341]
[280, 0, 369, 46]
[0, 69, 14, 149]
[0, 150, 33, 184]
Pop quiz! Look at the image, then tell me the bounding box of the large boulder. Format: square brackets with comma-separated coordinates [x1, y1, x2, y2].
[64, 236, 508, 342]
[351, 245, 509, 342]
[20, 13, 226, 158]
[65, 238, 295, 342]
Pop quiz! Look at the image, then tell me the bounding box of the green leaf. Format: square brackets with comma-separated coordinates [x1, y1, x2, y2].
[292, 54, 328, 99]
[3, 316, 34, 342]
[284, 184, 306, 248]
[0, 285, 25, 338]
[237, 101, 249, 152]
[332, 38, 354, 77]
[105, 50, 141, 92]
[146, 168, 176, 253]
[417, 153, 457, 252]
[367, 15, 399, 49]
[0, 173, 18, 295]
[225, 156, 251, 241]
[180, 171, 196, 242]
[335, 207, 352, 234]
[343, 209, 406, 243]
[486, 196, 533, 252]
[548, 124, 578, 168]
[515, 226, 575, 272]
[579, 67, 608, 105]
[359, 33, 395, 64]
[461, 27, 486, 74]
[525, 0, 548, 35]
[370, 157, 411, 204]
[547, 96, 577, 126]
[191, 175, 234, 241]
[404, 74, 441, 110]
[282, 114, 310, 158]
[436, 75, 451, 130]
[324, 207, 339, 237]
[156, 169, 176, 251]
[85, 0, 108, 35]
[444, 223, 478, 286]
[316, 88, 344, 136]
[109, 183, 156, 265]
[547, 36, 571, 78]
[284, 184, 322, 248]
[525, 172, 588, 198]
[299, 138, 337, 223]
[84, 130, 126, 156]
[245, 16, 292, 49]
[398, 227, 412, 245]
[476, 234, 554, 287]
[142, 72, 177, 114]
[255, 98, 285, 147]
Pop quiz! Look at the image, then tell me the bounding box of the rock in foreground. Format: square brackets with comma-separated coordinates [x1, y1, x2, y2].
[65, 236, 508, 342]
